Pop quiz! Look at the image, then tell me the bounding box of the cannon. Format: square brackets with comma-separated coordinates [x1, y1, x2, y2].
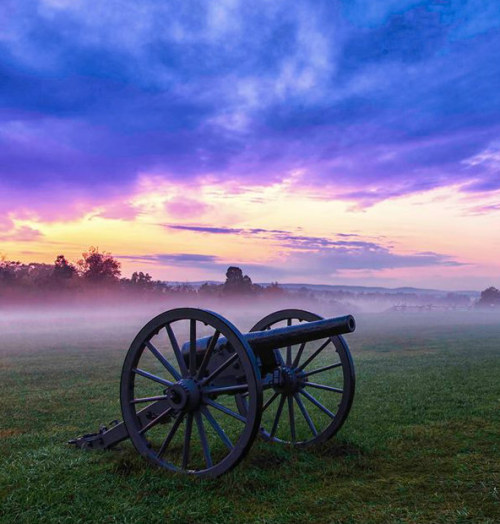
[70, 308, 356, 477]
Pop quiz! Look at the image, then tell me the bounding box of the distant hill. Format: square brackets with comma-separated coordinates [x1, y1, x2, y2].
[277, 283, 479, 298]
[165, 281, 480, 298]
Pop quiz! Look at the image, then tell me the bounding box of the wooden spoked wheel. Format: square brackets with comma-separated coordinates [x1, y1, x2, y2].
[120, 308, 262, 477]
[237, 309, 355, 447]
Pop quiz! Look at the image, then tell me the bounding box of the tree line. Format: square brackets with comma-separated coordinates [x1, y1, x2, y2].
[0, 248, 284, 299]
[1, 247, 499, 308]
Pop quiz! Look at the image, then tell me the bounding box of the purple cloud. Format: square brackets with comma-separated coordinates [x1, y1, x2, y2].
[467, 203, 500, 215]
[1, 0, 500, 216]
[167, 225, 286, 235]
[0, 217, 15, 231]
[167, 225, 393, 253]
[96, 202, 139, 221]
[168, 225, 245, 235]
[287, 247, 463, 274]
[0, 225, 43, 242]
[165, 198, 210, 219]
[118, 253, 219, 265]
[123, 224, 463, 278]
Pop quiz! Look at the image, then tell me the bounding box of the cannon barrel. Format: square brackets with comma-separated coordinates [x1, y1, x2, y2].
[182, 314, 356, 357]
[244, 314, 355, 352]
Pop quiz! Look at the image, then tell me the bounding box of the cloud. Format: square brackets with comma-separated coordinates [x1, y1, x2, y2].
[0, 217, 15, 231]
[165, 198, 210, 219]
[168, 225, 244, 234]
[117, 252, 282, 281]
[287, 246, 462, 275]
[167, 225, 284, 235]
[95, 202, 139, 220]
[167, 224, 390, 253]
[133, 225, 463, 277]
[1, 0, 500, 217]
[118, 253, 219, 265]
[466, 202, 500, 215]
[117, 242, 462, 282]
[0, 225, 43, 241]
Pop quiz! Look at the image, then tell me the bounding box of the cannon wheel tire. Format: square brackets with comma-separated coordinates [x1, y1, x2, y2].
[236, 309, 355, 447]
[120, 308, 262, 477]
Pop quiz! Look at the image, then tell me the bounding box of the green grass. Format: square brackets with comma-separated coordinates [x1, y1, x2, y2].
[0, 310, 499, 523]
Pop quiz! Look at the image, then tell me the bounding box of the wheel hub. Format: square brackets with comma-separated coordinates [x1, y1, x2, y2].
[166, 379, 201, 412]
[272, 366, 305, 394]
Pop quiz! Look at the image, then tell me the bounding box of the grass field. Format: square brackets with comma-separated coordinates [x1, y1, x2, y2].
[0, 306, 499, 523]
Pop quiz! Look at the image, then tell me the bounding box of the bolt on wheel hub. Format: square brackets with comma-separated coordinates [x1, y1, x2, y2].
[272, 366, 306, 395]
[166, 379, 201, 411]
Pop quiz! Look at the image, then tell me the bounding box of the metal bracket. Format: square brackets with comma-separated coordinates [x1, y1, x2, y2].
[68, 419, 128, 450]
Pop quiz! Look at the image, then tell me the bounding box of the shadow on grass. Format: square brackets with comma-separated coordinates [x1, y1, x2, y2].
[307, 438, 366, 459]
[100, 436, 366, 483]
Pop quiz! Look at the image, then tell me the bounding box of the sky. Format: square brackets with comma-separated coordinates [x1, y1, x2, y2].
[1, 0, 500, 290]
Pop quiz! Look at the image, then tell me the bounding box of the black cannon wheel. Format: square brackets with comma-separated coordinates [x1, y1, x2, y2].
[120, 308, 262, 477]
[237, 309, 355, 447]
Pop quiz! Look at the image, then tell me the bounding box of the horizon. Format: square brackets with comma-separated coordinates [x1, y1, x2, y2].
[1, 253, 484, 294]
[1, 1, 500, 290]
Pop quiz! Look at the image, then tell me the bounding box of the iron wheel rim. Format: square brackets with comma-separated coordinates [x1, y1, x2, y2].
[120, 308, 262, 477]
[237, 308, 355, 447]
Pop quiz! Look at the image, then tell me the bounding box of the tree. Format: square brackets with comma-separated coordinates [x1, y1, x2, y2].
[0, 257, 21, 285]
[27, 262, 54, 288]
[223, 266, 253, 295]
[263, 281, 285, 297]
[477, 286, 500, 308]
[53, 255, 76, 280]
[130, 271, 153, 289]
[77, 247, 121, 283]
[199, 282, 222, 297]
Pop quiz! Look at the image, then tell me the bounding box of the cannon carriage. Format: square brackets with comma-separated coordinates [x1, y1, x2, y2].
[70, 308, 356, 477]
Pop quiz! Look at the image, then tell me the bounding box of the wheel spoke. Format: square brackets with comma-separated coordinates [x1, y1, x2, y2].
[205, 399, 247, 423]
[286, 318, 292, 366]
[204, 384, 248, 395]
[165, 324, 189, 377]
[182, 413, 193, 469]
[130, 394, 169, 404]
[195, 412, 212, 468]
[298, 339, 332, 370]
[304, 362, 342, 378]
[139, 407, 172, 434]
[201, 406, 233, 450]
[146, 341, 181, 381]
[196, 330, 221, 380]
[270, 394, 286, 438]
[189, 319, 197, 376]
[294, 393, 318, 437]
[300, 390, 335, 419]
[133, 368, 174, 387]
[262, 392, 279, 412]
[157, 412, 184, 458]
[275, 349, 285, 366]
[305, 382, 343, 394]
[288, 395, 296, 442]
[201, 353, 238, 385]
[292, 342, 306, 368]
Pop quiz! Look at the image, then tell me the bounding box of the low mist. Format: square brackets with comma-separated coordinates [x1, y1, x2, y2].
[1, 292, 497, 358]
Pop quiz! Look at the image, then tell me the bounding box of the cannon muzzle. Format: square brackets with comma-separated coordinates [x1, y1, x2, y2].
[245, 314, 355, 352]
